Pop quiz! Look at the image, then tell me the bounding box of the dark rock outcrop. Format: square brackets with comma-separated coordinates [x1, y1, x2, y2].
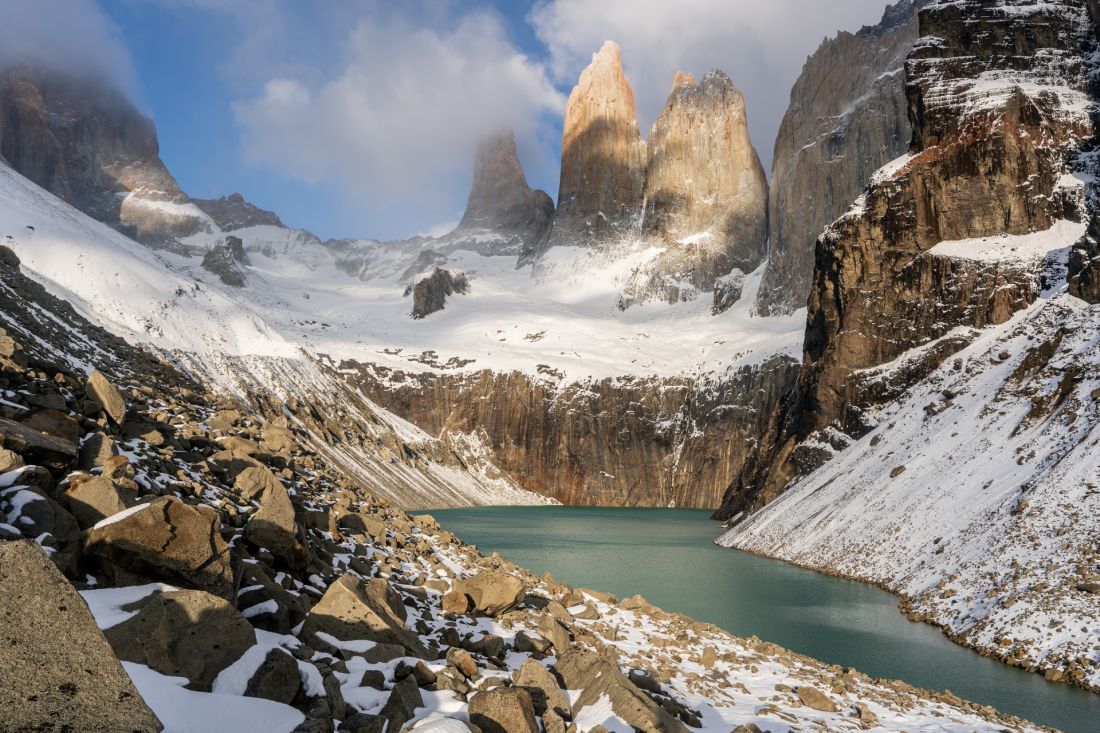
[405, 267, 469, 319]
[193, 192, 283, 231]
[201, 235, 250, 287]
[755, 0, 925, 316]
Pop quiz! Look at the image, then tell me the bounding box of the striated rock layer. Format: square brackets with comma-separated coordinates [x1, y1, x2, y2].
[719, 0, 1098, 518]
[546, 41, 647, 252]
[755, 0, 925, 316]
[349, 357, 799, 508]
[626, 71, 768, 307]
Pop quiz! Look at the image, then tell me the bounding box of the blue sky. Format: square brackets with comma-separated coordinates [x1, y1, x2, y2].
[15, 0, 895, 241]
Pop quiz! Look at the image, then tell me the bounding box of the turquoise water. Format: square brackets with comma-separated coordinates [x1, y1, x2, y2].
[428, 506, 1100, 733]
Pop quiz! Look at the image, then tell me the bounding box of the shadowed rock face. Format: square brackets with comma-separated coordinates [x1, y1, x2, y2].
[0, 65, 205, 248]
[457, 131, 554, 248]
[755, 0, 925, 316]
[718, 0, 1098, 518]
[546, 41, 647, 251]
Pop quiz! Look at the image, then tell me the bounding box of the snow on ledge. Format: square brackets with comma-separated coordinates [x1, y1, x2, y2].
[926, 219, 1085, 264]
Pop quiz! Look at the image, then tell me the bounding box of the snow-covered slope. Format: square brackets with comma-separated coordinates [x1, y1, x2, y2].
[719, 291, 1100, 689]
[0, 156, 802, 383]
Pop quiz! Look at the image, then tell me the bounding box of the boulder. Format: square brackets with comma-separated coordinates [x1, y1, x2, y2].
[0, 485, 81, 575]
[557, 648, 688, 733]
[796, 686, 838, 713]
[301, 574, 425, 656]
[538, 614, 572, 653]
[86, 368, 126, 425]
[0, 416, 77, 472]
[0, 541, 162, 731]
[446, 646, 478, 679]
[337, 512, 386, 540]
[0, 325, 27, 369]
[21, 408, 81, 444]
[378, 674, 423, 732]
[78, 431, 116, 469]
[513, 659, 570, 718]
[246, 647, 302, 704]
[61, 475, 134, 529]
[105, 589, 257, 691]
[468, 686, 539, 733]
[453, 570, 525, 616]
[243, 475, 310, 568]
[84, 496, 235, 601]
[0, 447, 24, 472]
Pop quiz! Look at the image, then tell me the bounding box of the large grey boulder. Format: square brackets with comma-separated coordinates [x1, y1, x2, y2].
[301, 574, 426, 657]
[84, 496, 235, 601]
[0, 540, 162, 731]
[61, 475, 135, 529]
[105, 589, 257, 691]
[513, 659, 570, 718]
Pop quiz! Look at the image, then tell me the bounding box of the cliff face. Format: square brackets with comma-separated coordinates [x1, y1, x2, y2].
[455, 131, 554, 249]
[719, 0, 1098, 518]
[0, 66, 210, 249]
[546, 41, 647, 251]
[625, 71, 768, 307]
[192, 193, 283, 231]
[350, 357, 799, 509]
[755, 0, 924, 316]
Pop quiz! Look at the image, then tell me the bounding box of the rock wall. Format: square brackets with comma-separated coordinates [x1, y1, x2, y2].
[0, 65, 207, 249]
[718, 0, 1098, 519]
[350, 357, 800, 508]
[754, 0, 924, 316]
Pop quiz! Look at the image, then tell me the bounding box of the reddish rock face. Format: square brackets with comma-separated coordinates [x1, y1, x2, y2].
[624, 70, 768, 308]
[457, 131, 554, 247]
[755, 0, 925, 317]
[547, 41, 647, 249]
[718, 0, 1098, 518]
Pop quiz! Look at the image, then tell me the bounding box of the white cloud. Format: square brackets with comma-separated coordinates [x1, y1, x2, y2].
[233, 9, 565, 205]
[530, 0, 895, 170]
[0, 0, 139, 99]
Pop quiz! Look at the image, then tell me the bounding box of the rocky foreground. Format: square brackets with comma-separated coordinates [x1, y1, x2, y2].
[0, 243, 1053, 733]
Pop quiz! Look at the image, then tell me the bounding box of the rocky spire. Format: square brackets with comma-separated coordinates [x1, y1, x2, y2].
[456, 130, 553, 246]
[642, 69, 768, 273]
[545, 41, 646, 250]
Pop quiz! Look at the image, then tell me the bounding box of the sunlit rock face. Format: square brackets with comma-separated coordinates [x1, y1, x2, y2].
[626, 70, 768, 309]
[0, 65, 211, 250]
[544, 41, 647, 252]
[454, 130, 554, 251]
[755, 0, 925, 317]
